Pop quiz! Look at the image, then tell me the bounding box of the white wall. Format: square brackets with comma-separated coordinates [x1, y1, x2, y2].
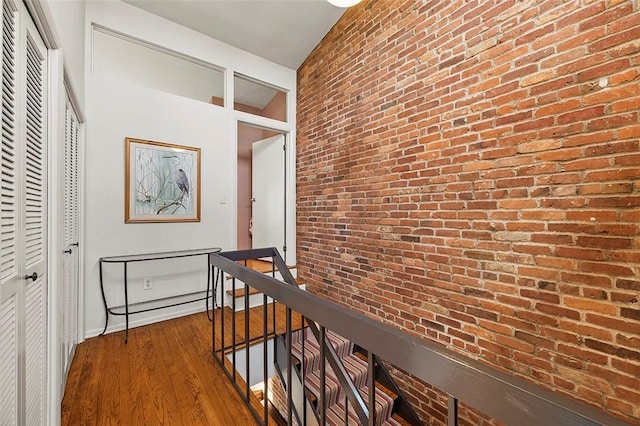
[84, 1, 297, 337]
[44, 0, 86, 111]
[92, 28, 225, 103]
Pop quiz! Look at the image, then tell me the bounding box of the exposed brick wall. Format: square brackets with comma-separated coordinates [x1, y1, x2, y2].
[296, 0, 640, 423]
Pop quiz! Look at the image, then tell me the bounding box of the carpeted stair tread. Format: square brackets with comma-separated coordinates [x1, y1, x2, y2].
[290, 327, 400, 425]
[306, 376, 395, 425]
[292, 327, 354, 358]
[358, 384, 395, 425]
[291, 328, 354, 375]
[325, 389, 401, 426]
[302, 353, 370, 407]
[353, 351, 399, 401]
[292, 334, 322, 374]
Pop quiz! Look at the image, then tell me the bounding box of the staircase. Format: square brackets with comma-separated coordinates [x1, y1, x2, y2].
[213, 250, 421, 425]
[280, 327, 415, 425]
[210, 248, 629, 426]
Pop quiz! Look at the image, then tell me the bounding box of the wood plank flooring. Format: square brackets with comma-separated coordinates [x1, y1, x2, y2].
[62, 304, 304, 425]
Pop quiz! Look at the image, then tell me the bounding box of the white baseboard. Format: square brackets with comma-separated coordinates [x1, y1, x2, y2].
[84, 302, 209, 339]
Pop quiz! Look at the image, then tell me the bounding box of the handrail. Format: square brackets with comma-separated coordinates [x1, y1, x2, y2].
[213, 248, 371, 424]
[210, 248, 630, 426]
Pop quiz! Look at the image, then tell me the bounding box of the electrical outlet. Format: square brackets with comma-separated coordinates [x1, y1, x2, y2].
[143, 277, 153, 290]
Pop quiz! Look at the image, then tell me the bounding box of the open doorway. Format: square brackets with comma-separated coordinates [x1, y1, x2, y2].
[237, 123, 287, 258]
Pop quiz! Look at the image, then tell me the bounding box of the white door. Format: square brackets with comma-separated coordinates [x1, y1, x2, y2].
[0, 0, 48, 423]
[62, 98, 80, 380]
[251, 134, 285, 254]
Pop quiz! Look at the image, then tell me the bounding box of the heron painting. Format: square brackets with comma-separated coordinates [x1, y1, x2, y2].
[125, 138, 201, 223]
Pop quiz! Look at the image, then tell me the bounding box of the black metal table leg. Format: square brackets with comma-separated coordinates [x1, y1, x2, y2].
[214, 268, 219, 309]
[99, 260, 109, 336]
[206, 261, 211, 321]
[124, 262, 129, 343]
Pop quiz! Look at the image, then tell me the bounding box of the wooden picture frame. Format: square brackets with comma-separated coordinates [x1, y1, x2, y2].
[125, 138, 201, 223]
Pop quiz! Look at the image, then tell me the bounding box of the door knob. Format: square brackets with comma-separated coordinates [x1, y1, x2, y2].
[24, 272, 38, 281]
[64, 249, 72, 254]
[250, 198, 256, 202]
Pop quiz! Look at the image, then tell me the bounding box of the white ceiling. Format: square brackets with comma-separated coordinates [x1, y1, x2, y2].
[122, 0, 346, 70]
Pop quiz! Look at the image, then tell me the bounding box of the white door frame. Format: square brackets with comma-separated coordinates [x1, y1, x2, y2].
[251, 133, 286, 256]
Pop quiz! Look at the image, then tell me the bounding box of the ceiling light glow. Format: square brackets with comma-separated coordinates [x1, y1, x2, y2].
[327, 0, 362, 7]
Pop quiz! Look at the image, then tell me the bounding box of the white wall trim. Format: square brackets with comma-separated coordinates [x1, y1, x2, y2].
[76, 119, 86, 347]
[64, 71, 85, 123]
[23, 0, 59, 49]
[85, 303, 209, 339]
[46, 46, 64, 426]
[92, 23, 225, 73]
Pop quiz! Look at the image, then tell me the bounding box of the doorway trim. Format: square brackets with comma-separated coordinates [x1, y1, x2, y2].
[236, 122, 291, 262]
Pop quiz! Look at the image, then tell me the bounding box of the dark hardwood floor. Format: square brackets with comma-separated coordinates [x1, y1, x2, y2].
[61, 304, 302, 426]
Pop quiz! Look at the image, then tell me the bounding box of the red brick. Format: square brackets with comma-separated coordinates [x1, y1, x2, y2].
[587, 313, 640, 335]
[588, 112, 638, 131]
[520, 288, 560, 304]
[535, 303, 581, 320]
[516, 23, 555, 45]
[563, 297, 617, 315]
[611, 96, 640, 112]
[579, 3, 634, 31]
[585, 83, 640, 106]
[553, 375, 576, 391]
[557, 343, 609, 365]
[585, 338, 640, 362]
[586, 139, 639, 156]
[557, 106, 606, 124]
[577, 58, 630, 82]
[590, 27, 640, 53]
[520, 69, 555, 87]
[548, 320, 613, 345]
[297, 0, 640, 421]
[612, 358, 640, 377]
[589, 196, 640, 207]
[557, 49, 607, 76]
[495, 334, 534, 353]
[609, 68, 640, 86]
[561, 272, 612, 288]
[576, 235, 633, 250]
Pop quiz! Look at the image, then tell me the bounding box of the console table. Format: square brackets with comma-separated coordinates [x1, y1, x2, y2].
[99, 247, 222, 342]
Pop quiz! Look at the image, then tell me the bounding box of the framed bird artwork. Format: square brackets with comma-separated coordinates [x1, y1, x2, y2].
[125, 137, 201, 223]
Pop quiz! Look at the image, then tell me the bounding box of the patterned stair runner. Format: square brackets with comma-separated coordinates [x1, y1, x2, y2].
[291, 328, 401, 426]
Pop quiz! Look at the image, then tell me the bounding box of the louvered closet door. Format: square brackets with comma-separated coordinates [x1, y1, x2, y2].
[0, 0, 48, 424]
[62, 98, 79, 378]
[24, 14, 48, 426]
[0, 1, 21, 424]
